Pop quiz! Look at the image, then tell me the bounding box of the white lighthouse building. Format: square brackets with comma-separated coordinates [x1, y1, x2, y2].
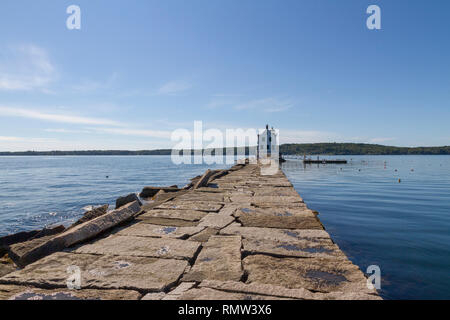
[257, 124, 278, 159]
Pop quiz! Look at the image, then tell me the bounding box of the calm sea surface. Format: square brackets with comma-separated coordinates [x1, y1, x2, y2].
[282, 155, 450, 300]
[0, 155, 449, 299]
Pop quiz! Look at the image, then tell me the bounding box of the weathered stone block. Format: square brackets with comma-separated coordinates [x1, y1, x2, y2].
[183, 236, 243, 282]
[69, 205, 108, 228]
[0, 284, 141, 300]
[243, 254, 375, 294]
[74, 235, 201, 260]
[177, 192, 225, 202]
[198, 280, 381, 300]
[193, 169, 215, 189]
[235, 207, 323, 230]
[136, 217, 199, 227]
[173, 287, 291, 300]
[0, 254, 17, 277]
[1, 252, 188, 292]
[141, 292, 166, 300]
[115, 222, 205, 239]
[242, 238, 344, 259]
[139, 209, 207, 222]
[157, 201, 223, 212]
[160, 282, 197, 300]
[188, 227, 219, 242]
[230, 195, 303, 204]
[139, 186, 180, 198]
[220, 224, 331, 241]
[13, 201, 141, 267]
[197, 214, 235, 229]
[116, 193, 142, 209]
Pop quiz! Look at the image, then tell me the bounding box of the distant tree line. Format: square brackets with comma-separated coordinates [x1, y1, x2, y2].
[1, 143, 449, 156]
[279, 143, 450, 155]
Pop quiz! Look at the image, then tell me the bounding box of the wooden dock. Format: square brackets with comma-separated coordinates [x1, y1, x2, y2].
[0, 162, 380, 300]
[303, 159, 348, 164]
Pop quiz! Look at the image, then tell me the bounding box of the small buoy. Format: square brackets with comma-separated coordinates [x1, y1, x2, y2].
[398, 179, 401, 183]
[106, 176, 109, 178]
[395, 169, 398, 172]
[411, 169, 414, 172]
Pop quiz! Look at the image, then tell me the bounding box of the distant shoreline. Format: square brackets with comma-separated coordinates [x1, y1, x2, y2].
[1, 143, 449, 156]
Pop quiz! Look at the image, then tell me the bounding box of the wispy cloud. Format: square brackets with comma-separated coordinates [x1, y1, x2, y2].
[0, 44, 56, 92]
[234, 98, 294, 112]
[0, 106, 123, 126]
[0, 136, 22, 142]
[0, 136, 58, 143]
[44, 128, 92, 134]
[206, 98, 235, 109]
[206, 96, 295, 113]
[88, 127, 172, 139]
[71, 73, 118, 92]
[157, 80, 192, 95]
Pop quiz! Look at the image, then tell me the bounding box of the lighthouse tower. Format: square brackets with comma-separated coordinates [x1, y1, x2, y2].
[257, 124, 278, 159]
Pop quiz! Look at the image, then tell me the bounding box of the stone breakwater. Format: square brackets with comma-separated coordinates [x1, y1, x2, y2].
[0, 162, 381, 300]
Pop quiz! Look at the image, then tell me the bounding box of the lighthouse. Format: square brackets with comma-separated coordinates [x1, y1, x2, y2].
[257, 124, 278, 159]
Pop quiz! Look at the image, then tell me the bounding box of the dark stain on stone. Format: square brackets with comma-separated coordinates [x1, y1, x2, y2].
[283, 230, 299, 238]
[277, 244, 333, 254]
[305, 270, 347, 285]
[275, 211, 292, 217]
[162, 227, 177, 234]
[277, 244, 302, 251]
[302, 247, 333, 253]
[200, 257, 213, 262]
[114, 261, 131, 269]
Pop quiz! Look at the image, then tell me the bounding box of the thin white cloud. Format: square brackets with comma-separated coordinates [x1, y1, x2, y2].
[44, 128, 92, 134]
[0, 106, 123, 126]
[206, 97, 294, 113]
[0, 136, 22, 141]
[264, 105, 292, 113]
[234, 98, 294, 112]
[89, 127, 172, 139]
[157, 80, 192, 95]
[71, 72, 118, 92]
[0, 44, 56, 92]
[0, 136, 58, 143]
[206, 98, 235, 109]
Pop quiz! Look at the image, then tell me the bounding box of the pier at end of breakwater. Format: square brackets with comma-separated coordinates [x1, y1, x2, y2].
[0, 161, 380, 300]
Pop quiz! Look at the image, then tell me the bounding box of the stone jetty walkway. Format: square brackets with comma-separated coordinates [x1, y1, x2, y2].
[0, 162, 381, 300]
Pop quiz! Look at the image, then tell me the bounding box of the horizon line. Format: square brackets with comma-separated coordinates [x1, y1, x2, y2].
[1, 142, 450, 154]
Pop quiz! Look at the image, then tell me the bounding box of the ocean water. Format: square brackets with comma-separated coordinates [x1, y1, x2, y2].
[0, 155, 449, 299]
[282, 155, 450, 300]
[0, 156, 233, 235]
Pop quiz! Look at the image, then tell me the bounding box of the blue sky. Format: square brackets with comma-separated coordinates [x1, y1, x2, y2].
[0, 0, 449, 151]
